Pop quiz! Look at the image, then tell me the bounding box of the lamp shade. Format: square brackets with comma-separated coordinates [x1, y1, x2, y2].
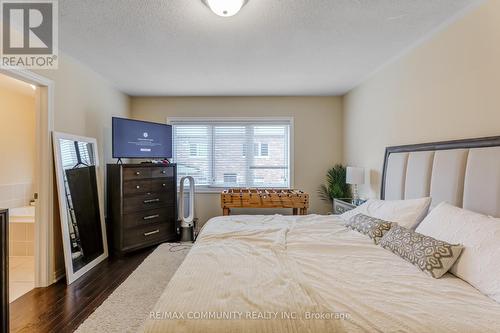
[346, 167, 365, 185]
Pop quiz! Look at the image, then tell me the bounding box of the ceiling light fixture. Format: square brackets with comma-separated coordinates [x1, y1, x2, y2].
[203, 0, 248, 17]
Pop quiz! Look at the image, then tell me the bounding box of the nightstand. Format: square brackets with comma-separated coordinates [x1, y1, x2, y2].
[333, 198, 366, 215]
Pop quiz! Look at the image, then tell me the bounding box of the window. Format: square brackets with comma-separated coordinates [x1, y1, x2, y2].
[59, 139, 94, 169]
[254, 176, 265, 184]
[189, 143, 198, 156]
[188, 143, 208, 157]
[170, 118, 292, 190]
[223, 173, 238, 184]
[261, 143, 269, 156]
[254, 143, 269, 157]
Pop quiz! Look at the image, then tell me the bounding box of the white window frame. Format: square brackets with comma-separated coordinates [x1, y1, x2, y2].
[168, 117, 294, 193]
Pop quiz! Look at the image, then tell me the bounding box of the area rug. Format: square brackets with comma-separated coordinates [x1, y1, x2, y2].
[75, 243, 192, 333]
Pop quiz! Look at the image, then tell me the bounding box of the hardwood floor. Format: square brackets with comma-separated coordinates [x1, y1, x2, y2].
[9, 247, 155, 333]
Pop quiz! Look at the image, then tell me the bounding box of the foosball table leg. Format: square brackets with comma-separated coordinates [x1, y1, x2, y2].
[292, 208, 299, 215]
[300, 208, 308, 215]
[223, 208, 231, 216]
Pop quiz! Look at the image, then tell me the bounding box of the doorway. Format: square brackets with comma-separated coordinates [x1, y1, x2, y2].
[0, 68, 55, 297]
[0, 73, 37, 301]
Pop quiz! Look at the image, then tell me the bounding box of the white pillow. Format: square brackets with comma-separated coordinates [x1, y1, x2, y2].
[416, 202, 500, 303]
[340, 197, 431, 229]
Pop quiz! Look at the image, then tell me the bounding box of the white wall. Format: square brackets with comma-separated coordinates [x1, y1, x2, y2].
[131, 96, 343, 225]
[343, 0, 500, 198]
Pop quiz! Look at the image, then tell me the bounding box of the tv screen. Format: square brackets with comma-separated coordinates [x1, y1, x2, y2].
[112, 117, 172, 159]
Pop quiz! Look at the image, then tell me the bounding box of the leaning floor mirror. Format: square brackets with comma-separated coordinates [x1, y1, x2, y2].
[53, 132, 108, 284]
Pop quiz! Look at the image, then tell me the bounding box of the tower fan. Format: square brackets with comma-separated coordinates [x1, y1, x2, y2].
[178, 176, 197, 242]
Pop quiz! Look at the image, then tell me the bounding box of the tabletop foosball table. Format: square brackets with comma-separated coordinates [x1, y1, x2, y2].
[221, 189, 309, 216]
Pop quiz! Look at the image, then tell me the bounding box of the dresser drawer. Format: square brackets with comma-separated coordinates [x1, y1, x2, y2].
[151, 167, 174, 178]
[151, 179, 175, 192]
[123, 208, 175, 228]
[107, 163, 178, 255]
[123, 223, 175, 248]
[334, 204, 349, 215]
[333, 199, 356, 215]
[123, 167, 152, 180]
[123, 179, 152, 196]
[123, 193, 174, 212]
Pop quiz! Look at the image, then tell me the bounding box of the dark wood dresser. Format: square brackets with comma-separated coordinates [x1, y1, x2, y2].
[1, 209, 8, 333]
[107, 164, 177, 254]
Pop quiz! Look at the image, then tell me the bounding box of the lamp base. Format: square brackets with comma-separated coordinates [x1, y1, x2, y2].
[352, 184, 360, 202]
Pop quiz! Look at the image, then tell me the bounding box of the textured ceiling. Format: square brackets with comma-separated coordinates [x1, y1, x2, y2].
[59, 0, 479, 96]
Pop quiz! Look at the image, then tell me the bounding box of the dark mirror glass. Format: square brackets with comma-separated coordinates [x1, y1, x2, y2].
[58, 139, 104, 273]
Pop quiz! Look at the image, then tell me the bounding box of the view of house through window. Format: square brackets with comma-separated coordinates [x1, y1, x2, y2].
[171, 118, 292, 189]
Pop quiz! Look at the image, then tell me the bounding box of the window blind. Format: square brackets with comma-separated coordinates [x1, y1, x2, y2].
[170, 118, 292, 189]
[59, 139, 95, 169]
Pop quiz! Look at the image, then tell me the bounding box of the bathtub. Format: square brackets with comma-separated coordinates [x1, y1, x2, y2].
[9, 206, 35, 224]
[9, 206, 35, 257]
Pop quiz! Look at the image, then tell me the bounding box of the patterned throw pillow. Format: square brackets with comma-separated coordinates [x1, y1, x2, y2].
[346, 214, 394, 244]
[379, 224, 463, 279]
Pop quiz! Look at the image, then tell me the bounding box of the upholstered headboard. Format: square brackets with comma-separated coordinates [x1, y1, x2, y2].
[381, 136, 500, 217]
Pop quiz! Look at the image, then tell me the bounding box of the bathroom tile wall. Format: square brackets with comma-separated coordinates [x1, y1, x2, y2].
[0, 182, 34, 209]
[1, 182, 35, 256]
[9, 223, 35, 256]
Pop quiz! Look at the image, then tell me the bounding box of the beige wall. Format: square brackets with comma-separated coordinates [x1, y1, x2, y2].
[343, 0, 500, 198]
[131, 96, 343, 225]
[36, 54, 130, 278]
[0, 79, 36, 211]
[0, 83, 35, 186]
[39, 54, 130, 167]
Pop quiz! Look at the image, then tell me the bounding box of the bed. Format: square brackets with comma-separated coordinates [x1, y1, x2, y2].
[143, 136, 500, 333]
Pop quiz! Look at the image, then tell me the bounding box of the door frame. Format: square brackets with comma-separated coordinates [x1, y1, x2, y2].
[0, 68, 55, 288]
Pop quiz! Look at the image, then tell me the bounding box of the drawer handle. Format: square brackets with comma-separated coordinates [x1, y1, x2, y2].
[144, 198, 160, 204]
[162, 183, 166, 187]
[135, 171, 141, 176]
[144, 229, 160, 236]
[161, 170, 166, 174]
[136, 185, 141, 189]
[143, 214, 160, 220]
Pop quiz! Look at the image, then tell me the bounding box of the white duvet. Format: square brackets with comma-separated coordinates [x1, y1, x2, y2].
[143, 214, 500, 333]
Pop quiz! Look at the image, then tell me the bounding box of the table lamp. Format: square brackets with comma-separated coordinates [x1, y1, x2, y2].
[346, 167, 365, 202]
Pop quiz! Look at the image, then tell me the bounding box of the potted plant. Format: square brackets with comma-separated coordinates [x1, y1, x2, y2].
[318, 164, 352, 203]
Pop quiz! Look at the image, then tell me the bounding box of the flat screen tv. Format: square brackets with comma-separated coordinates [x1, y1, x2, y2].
[112, 117, 172, 159]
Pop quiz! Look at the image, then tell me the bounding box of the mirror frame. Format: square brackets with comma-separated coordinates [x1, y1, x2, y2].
[52, 132, 108, 285]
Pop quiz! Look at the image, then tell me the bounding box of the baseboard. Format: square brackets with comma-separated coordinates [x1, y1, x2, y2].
[53, 268, 65, 284]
